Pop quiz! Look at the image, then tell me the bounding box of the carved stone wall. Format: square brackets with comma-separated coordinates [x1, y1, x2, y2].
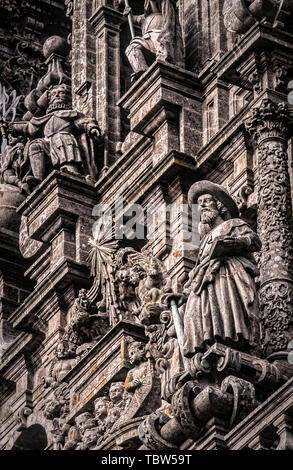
[0, 0, 293, 453]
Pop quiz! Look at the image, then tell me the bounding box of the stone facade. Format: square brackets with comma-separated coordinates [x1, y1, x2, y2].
[0, 0, 293, 451]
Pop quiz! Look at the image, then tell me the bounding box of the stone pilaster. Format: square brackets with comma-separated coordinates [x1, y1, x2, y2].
[246, 98, 293, 359]
[90, 6, 125, 171]
[71, 0, 97, 117]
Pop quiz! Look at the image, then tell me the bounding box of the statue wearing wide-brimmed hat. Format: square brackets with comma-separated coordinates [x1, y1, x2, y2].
[182, 180, 261, 357]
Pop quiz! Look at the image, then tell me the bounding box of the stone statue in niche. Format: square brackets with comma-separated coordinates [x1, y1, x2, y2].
[123, 0, 184, 81]
[182, 180, 261, 358]
[10, 83, 102, 184]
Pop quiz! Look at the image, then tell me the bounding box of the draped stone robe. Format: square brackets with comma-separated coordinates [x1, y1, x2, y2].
[183, 218, 261, 357]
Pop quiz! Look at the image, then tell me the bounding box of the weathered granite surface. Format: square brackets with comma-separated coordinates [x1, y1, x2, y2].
[0, 0, 293, 451]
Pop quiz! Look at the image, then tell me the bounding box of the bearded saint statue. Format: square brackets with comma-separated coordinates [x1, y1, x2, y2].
[182, 180, 261, 357]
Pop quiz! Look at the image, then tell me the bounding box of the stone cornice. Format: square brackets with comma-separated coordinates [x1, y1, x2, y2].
[95, 149, 197, 209]
[8, 259, 90, 330]
[199, 23, 293, 90]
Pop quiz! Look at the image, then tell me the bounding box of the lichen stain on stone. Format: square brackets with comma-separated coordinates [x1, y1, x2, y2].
[173, 250, 183, 258]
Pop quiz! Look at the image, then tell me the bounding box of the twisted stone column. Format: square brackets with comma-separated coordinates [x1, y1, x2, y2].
[246, 99, 293, 359]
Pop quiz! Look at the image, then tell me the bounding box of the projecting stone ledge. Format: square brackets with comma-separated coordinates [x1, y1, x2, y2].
[118, 60, 202, 166]
[62, 321, 147, 422]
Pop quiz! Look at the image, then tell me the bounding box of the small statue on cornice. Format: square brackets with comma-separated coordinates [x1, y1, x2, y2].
[8, 36, 103, 187]
[123, 0, 184, 81]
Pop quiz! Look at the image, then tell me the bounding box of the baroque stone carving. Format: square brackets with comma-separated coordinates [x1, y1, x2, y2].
[62, 288, 109, 346]
[9, 35, 102, 188]
[122, 338, 161, 422]
[105, 382, 132, 431]
[182, 180, 261, 358]
[88, 231, 174, 329]
[138, 373, 258, 449]
[0, 39, 45, 99]
[42, 340, 77, 390]
[246, 99, 293, 357]
[223, 0, 279, 34]
[13, 406, 32, 432]
[0, 131, 29, 194]
[61, 349, 161, 451]
[124, 0, 184, 80]
[43, 384, 70, 421]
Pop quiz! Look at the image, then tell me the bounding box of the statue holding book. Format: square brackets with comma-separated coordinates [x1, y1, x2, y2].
[182, 180, 261, 357]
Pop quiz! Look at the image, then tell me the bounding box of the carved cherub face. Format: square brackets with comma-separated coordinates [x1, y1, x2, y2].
[129, 269, 140, 285]
[94, 398, 108, 419]
[128, 342, 145, 365]
[79, 288, 88, 299]
[75, 412, 93, 434]
[83, 427, 98, 446]
[118, 269, 129, 282]
[56, 341, 66, 359]
[44, 400, 61, 419]
[198, 194, 220, 225]
[109, 382, 124, 403]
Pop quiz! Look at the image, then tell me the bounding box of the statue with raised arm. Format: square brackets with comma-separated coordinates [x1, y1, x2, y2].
[124, 0, 184, 81]
[182, 180, 261, 357]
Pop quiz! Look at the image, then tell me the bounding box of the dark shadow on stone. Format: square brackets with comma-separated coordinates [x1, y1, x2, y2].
[12, 424, 48, 450]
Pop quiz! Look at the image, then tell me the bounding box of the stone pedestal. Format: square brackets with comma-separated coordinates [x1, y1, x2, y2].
[17, 170, 97, 284]
[119, 61, 202, 167]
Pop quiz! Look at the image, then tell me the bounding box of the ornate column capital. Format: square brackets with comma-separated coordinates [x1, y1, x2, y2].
[245, 99, 289, 144]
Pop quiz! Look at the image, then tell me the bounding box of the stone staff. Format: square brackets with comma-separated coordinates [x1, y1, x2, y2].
[163, 293, 189, 371]
[122, 0, 135, 39]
